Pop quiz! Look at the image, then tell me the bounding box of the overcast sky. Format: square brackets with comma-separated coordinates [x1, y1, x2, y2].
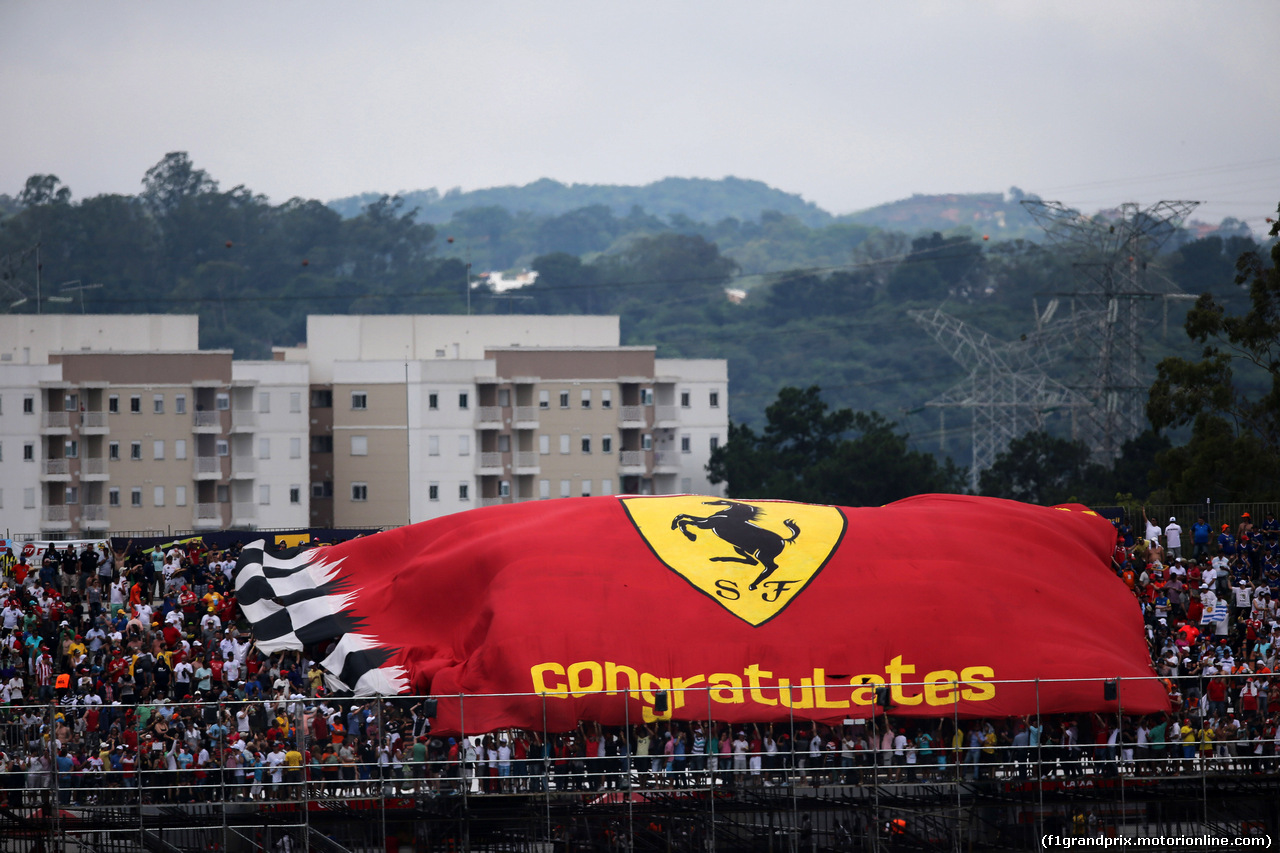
[2, 1, 1277, 229]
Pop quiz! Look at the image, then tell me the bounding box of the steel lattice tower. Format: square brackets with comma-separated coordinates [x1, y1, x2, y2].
[909, 307, 1090, 491]
[1021, 199, 1200, 462]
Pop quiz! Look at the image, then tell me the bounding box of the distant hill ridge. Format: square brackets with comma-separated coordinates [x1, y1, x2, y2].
[327, 178, 1047, 238]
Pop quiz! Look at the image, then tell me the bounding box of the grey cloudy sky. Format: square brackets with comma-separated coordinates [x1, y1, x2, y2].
[2, 1, 1277, 229]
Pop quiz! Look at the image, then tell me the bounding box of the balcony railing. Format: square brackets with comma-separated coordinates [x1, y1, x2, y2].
[476, 406, 503, 426]
[81, 504, 108, 522]
[195, 503, 221, 520]
[513, 451, 540, 470]
[654, 405, 679, 423]
[192, 411, 221, 429]
[513, 406, 539, 425]
[619, 406, 646, 424]
[83, 457, 108, 476]
[42, 412, 70, 429]
[194, 456, 221, 476]
[231, 456, 257, 476]
[653, 450, 681, 470]
[81, 411, 109, 429]
[42, 459, 69, 476]
[231, 410, 257, 429]
[42, 505, 70, 523]
[620, 450, 646, 469]
[232, 502, 256, 520]
[478, 452, 503, 471]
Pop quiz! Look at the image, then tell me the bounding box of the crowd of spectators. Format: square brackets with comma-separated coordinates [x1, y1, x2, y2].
[0, 507, 1276, 806]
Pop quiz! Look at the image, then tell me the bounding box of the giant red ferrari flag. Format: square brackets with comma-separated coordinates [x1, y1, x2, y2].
[235, 494, 1166, 732]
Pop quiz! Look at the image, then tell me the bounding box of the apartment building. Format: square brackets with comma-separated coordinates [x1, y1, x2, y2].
[0, 316, 309, 538]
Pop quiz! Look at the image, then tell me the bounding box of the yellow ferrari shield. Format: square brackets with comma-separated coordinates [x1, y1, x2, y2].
[620, 496, 847, 626]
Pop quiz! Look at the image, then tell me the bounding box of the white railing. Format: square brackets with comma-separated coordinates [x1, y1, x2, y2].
[478, 452, 503, 470]
[43, 506, 70, 522]
[513, 406, 539, 424]
[81, 504, 107, 521]
[42, 459, 69, 476]
[83, 458, 108, 476]
[654, 405, 679, 423]
[513, 451, 540, 469]
[653, 450, 681, 469]
[619, 406, 646, 424]
[195, 503, 221, 520]
[193, 411, 221, 428]
[480, 496, 512, 507]
[231, 456, 256, 476]
[81, 411, 109, 428]
[43, 412, 70, 429]
[231, 410, 257, 429]
[194, 456, 221, 476]
[620, 450, 646, 468]
[476, 406, 502, 424]
[232, 502, 256, 520]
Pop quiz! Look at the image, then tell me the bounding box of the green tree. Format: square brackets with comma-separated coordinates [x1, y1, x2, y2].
[18, 174, 72, 207]
[1146, 206, 1280, 501]
[978, 430, 1110, 506]
[707, 385, 963, 505]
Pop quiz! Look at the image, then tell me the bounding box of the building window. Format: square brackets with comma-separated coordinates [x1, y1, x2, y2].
[428, 482, 439, 501]
[0, 442, 3, 462]
[710, 391, 720, 408]
[175, 394, 187, 414]
[428, 435, 439, 456]
[259, 438, 271, 459]
[259, 392, 271, 413]
[24, 488, 35, 509]
[539, 479, 550, 499]
[581, 389, 591, 409]
[108, 395, 118, 414]
[710, 435, 720, 451]
[642, 434, 653, 451]
[64, 440, 78, 459]
[130, 395, 141, 414]
[130, 442, 142, 461]
[498, 389, 510, 407]
[458, 482, 469, 501]
[539, 435, 550, 455]
[108, 487, 120, 507]
[311, 481, 333, 499]
[641, 389, 653, 406]
[174, 439, 187, 460]
[65, 486, 78, 505]
[497, 434, 510, 453]
[108, 441, 119, 461]
[559, 435, 570, 454]
[289, 485, 301, 505]
[681, 435, 691, 453]
[602, 435, 613, 453]
[559, 391, 570, 409]
[23, 443, 34, 461]
[601, 478, 613, 495]
[64, 393, 78, 411]
[215, 439, 229, 457]
[216, 484, 229, 503]
[290, 437, 301, 459]
[351, 391, 367, 410]
[153, 394, 164, 414]
[215, 393, 230, 411]
[681, 391, 690, 408]
[458, 435, 470, 456]
[153, 440, 164, 460]
[428, 392, 439, 410]
[559, 480, 571, 498]
[351, 435, 368, 456]
[310, 435, 332, 453]
[175, 486, 187, 507]
[499, 480, 511, 498]
[458, 392, 469, 410]
[153, 486, 165, 507]
[601, 389, 612, 409]
[23, 396, 34, 414]
[131, 488, 142, 507]
[539, 390, 549, 409]
[351, 482, 368, 502]
[581, 436, 591, 454]
[581, 480, 592, 497]
[311, 389, 332, 408]
[259, 484, 271, 505]
[289, 391, 301, 413]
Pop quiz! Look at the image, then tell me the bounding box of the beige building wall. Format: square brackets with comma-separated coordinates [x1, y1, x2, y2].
[332, 381, 409, 527]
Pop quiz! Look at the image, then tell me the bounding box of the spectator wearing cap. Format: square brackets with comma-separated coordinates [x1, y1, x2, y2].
[1166, 517, 1184, 560]
[1219, 525, 1237, 557]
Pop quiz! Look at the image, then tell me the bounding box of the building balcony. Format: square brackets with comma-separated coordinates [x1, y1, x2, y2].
[476, 406, 503, 429]
[80, 411, 110, 434]
[41, 412, 71, 434]
[194, 503, 223, 529]
[231, 456, 256, 478]
[619, 406, 647, 428]
[80, 504, 110, 530]
[619, 450, 647, 474]
[513, 451, 540, 474]
[192, 411, 221, 433]
[478, 452, 503, 475]
[40, 459, 71, 481]
[81, 457, 109, 480]
[653, 450, 681, 473]
[42, 505, 72, 530]
[232, 502, 256, 526]
[230, 410, 257, 432]
[479, 496, 513, 508]
[654, 405, 680, 427]
[194, 456, 222, 480]
[513, 406, 539, 429]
